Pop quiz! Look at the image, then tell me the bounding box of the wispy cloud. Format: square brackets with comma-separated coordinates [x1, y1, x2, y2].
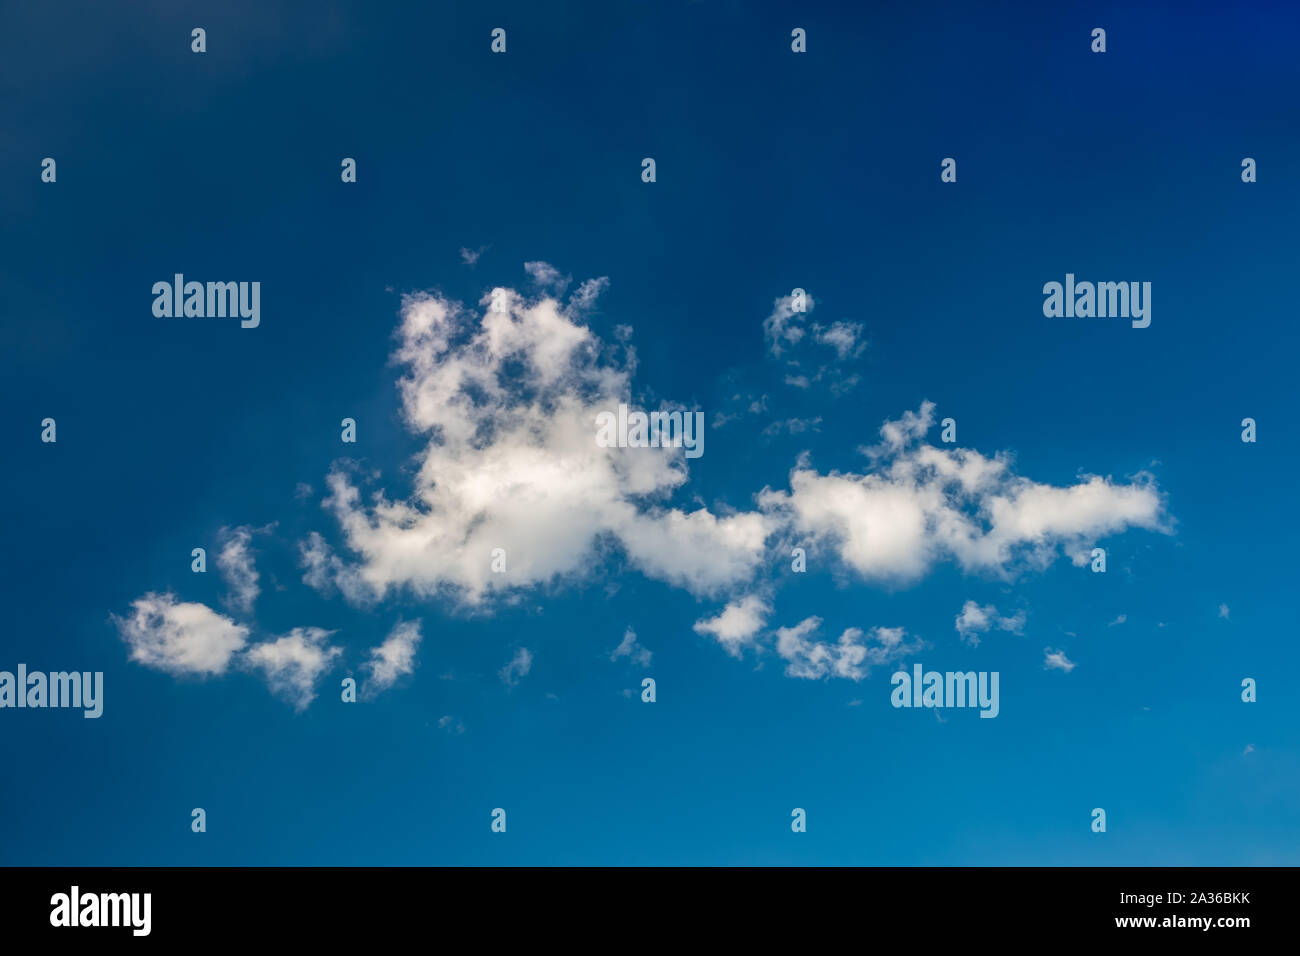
[762, 290, 865, 392]
[523, 260, 570, 292]
[244, 627, 342, 711]
[954, 600, 1026, 646]
[499, 647, 533, 687]
[363, 620, 422, 696]
[814, 320, 866, 360]
[763, 290, 814, 356]
[1043, 648, 1077, 673]
[299, 531, 369, 604]
[776, 617, 923, 681]
[610, 627, 652, 666]
[217, 525, 262, 614]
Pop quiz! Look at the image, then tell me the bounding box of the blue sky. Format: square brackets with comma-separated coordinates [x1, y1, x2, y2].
[2, 0, 1298, 865]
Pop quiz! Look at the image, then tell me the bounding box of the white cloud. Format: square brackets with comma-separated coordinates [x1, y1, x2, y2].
[776, 617, 922, 681]
[299, 530, 369, 604]
[500, 647, 533, 687]
[954, 600, 1026, 646]
[114, 592, 249, 677]
[306, 279, 1164, 614]
[762, 292, 864, 394]
[244, 627, 342, 711]
[871, 402, 937, 455]
[693, 595, 771, 657]
[363, 620, 422, 695]
[814, 320, 866, 360]
[1218, 603, 1230, 620]
[217, 526, 261, 614]
[1108, 613, 1127, 627]
[610, 627, 652, 666]
[1043, 648, 1076, 672]
[760, 401, 1166, 585]
[763, 291, 814, 356]
[116, 594, 343, 710]
[568, 277, 609, 314]
[313, 278, 774, 607]
[121, 267, 1175, 705]
[460, 246, 486, 266]
[523, 260, 570, 292]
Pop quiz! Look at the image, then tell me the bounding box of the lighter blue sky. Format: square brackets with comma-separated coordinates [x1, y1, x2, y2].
[2, 0, 1297, 865]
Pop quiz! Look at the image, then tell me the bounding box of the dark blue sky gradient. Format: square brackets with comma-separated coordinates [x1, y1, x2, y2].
[1, 1, 1297, 864]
